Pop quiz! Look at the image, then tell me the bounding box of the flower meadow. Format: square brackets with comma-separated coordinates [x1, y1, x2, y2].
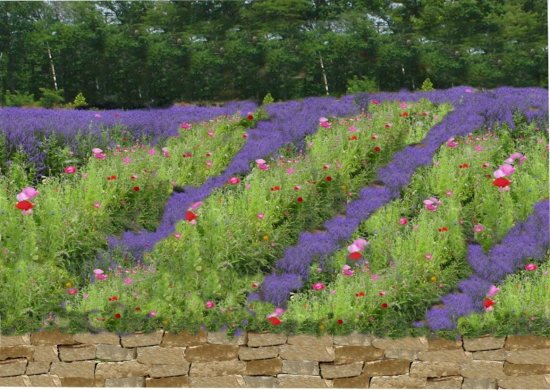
[0, 87, 548, 339]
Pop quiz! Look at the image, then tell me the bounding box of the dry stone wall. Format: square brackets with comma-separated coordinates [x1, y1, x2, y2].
[1, 330, 549, 388]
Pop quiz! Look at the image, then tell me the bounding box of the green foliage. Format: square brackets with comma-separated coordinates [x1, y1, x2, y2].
[421, 78, 435, 91]
[4, 90, 36, 107]
[38, 88, 65, 108]
[346, 76, 379, 93]
[72, 92, 88, 108]
[262, 92, 275, 106]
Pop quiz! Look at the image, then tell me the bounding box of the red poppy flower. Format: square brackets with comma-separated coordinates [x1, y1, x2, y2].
[268, 317, 281, 326]
[107, 175, 117, 181]
[355, 291, 365, 297]
[271, 186, 281, 191]
[349, 135, 358, 141]
[130, 175, 138, 180]
[247, 114, 254, 121]
[337, 319, 344, 325]
[459, 163, 469, 169]
[135, 307, 141, 312]
[114, 313, 122, 319]
[400, 112, 409, 117]
[297, 197, 303, 203]
[348, 252, 362, 261]
[325, 176, 332, 182]
[438, 227, 449, 232]
[373, 146, 381, 152]
[493, 177, 511, 188]
[183, 152, 193, 158]
[15, 200, 33, 211]
[133, 186, 140, 192]
[108, 296, 118, 302]
[381, 303, 388, 309]
[483, 298, 494, 309]
[384, 123, 392, 128]
[185, 211, 197, 222]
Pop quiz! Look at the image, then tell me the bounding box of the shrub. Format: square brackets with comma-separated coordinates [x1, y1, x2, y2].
[421, 78, 435, 91]
[38, 88, 65, 108]
[346, 76, 379, 93]
[4, 90, 36, 107]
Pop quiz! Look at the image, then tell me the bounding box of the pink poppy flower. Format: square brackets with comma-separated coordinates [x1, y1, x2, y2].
[348, 125, 357, 133]
[147, 311, 157, 317]
[399, 217, 408, 225]
[312, 282, 325, 291]
[180, 122, 192, 130]
[474, 224, 485, 233]
[123, 278, 133, 285]
[206, 160, 213, 168]
[257, 213, 265, 220]
[96, 273, 107, 281]
[92, 148, 103, 155]
[94, 202, 101, 209]
[228, 177, 240, 185]
[122, 157, 131, 165]
[423, 197, 442, 211]
[16, 187, 39, 202]
[174, 233, 182, 239]
[67, 288, 78, 295]
[475, 145, 484, 152]
[446, 138, 458, 148]
[161, 147, 170, 157]
[399, 102, 408, 109]
[424, 253, 433, 260]
[93, 269, 104, 275]
[189, 201, 203, 211]
[342, 265, 354, 276]
[286, 167, 295, 175]
[64, 166, 76, 174]
[525, 263, 537, 271]
[148, 148, 156, 156]
[242, 133, 248, 139]
[487, 285, 500, 297]
[371, 99, 380, 105]
[267, 307, 285, 318]
[371, 274, 380, 281]
[205, 301, 216, 309]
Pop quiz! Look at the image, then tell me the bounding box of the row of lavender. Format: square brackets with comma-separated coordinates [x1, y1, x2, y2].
[427, 199, 549, 330]
[253, 87, 548, 332]
[0, 102, 257, 173]
[108, 95, 360, 259]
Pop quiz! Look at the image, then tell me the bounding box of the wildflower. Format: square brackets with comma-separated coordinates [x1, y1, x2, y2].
[257, 213, 265, 220]
[286, 167, 295, 175]
[348, 125, 357, 132]
[492, 177, 511, 188]
[94, 202, 101, 209]
[342, 265, 354, 276]
[475, 145, 483, 152]
[381, 303, 388, 309]
[525, 263, 537, 271]
[373, 146, 381, 152]
[384, 123, 392, 128]
[323, 164, 330, 170]
[446, 138, 458, 148]
[371, 99, 380, 105]
[16, 187, 39, 201]
[108, 295, 118, 302]
[297, 197, 303, 203]
[185, 211, 197, 222]
[293, 185, 301, 190]
[96, 273, 107, 281]
[424, 253, 433, 260]
[371, 274, 380, 281]
[183, 152, 193, 158]
[268, 317, 281, 326]
[123, 278, 133, 286]
[473, 224, 485, 233]
[133, 186, 140, 192]
[148, 148, 156, 156]
[107, 175, 117, 181]
[15, 200, 33, 212]
[251, 281, 259, 289]
[147, 311, 157, 318]
[423, 197, 442, 211]
[487, 285, 500, 297]
[355, 291, 365, 297]
[312, 282, 325, 291]
[205, 301, 216, 309]
[459, 163, 469, 169]
[114, 313, 122, 319]
[67, 288, 78, 295]
[400, 112, 409, 117]
[399, 217, 408, 225]
[349, 135, 358, 141]
[438, 227, 449, 232]
[207, 131, 214, 137]
[379, 291, 386, 296]
[135, 307, 141, 312]
[122, 157, 131, 165]
[271, 186, 281, 191]
[319, 117, 331, 128]
[173, 233, 182, 239]
[64, 166, 76, 174]
[337, 319, 344, 325]
[371, 134, 378, 140]
[242, 133, 248, 139]
[161, 147, 170, 157]
[180, 122, 192, 130]
[325, 176, 332, 182]
[206, 160, 213, 167]
[348, 252, 362, 261]
[483, 298, 495, 310]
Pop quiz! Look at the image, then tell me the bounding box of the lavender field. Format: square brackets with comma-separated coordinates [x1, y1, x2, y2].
[0, 87, 548, 338]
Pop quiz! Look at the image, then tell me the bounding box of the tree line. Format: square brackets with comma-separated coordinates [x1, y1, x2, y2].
[0, 0, 547, 108]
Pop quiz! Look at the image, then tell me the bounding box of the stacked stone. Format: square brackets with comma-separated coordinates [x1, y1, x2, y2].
[0, 330, 549, 388]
